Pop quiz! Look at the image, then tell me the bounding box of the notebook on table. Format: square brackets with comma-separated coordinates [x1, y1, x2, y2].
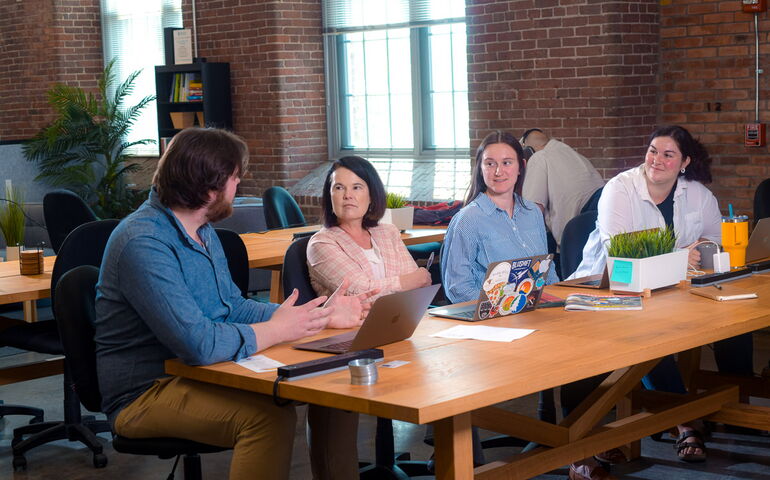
[293, 283, 441, 354]
[427, 254, 554, 322]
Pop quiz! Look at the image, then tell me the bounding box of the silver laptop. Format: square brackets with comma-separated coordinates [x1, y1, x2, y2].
[428, 254, 553, 322]
[746, 217, 770, 263]
[293, 283, 441, 354]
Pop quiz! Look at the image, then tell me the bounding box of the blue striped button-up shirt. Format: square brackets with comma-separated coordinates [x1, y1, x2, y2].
[440, 192, 559, 303]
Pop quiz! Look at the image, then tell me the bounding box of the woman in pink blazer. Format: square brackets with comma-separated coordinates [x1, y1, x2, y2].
[307, 156, 431, 302]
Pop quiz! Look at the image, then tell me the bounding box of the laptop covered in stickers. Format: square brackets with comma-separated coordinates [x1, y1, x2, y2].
[428, 254, 554, 322]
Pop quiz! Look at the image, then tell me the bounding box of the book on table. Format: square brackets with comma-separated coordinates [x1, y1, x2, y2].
[689, 284, 758, 302]
[564, 293, 642, 311]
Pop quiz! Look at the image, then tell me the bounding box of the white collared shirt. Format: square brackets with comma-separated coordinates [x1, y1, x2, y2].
[569, 164, 721, 278]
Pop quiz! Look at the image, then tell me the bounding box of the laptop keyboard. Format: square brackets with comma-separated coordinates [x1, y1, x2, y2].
[453, 309, 475, 319]
[324, 339, 354, 351]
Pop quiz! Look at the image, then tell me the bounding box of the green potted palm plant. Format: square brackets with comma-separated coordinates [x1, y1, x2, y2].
[23, 58, 155, 218]
[606, 227, 688, 293]
[0, 184, 26, 261]
[381, 191, 414, 232]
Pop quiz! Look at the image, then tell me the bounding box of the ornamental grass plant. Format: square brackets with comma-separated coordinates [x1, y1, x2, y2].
[385, 192, 408, 209]
[0, 184, 26, 247]
[607, 227, 676, 259]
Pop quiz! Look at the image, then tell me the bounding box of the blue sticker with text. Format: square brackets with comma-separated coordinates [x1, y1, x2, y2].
[610, 260, 633, 284]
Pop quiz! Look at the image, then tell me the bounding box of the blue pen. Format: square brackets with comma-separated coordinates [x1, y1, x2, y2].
[728, 203, 734, 218]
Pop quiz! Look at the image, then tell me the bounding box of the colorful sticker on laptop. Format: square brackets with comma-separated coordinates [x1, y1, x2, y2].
[535, 276, 545, 288]
[477, 300, 492, 319]
[499, 294, 516, 314]
[539, 258, 552, 274]
[517, 278, 534, 295]
[483, 262, 511, 306]
[511, 293, 528, 313]
[508, 258, 532, 283]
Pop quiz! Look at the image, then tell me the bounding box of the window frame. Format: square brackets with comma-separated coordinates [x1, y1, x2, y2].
[324, 21, 469, 162]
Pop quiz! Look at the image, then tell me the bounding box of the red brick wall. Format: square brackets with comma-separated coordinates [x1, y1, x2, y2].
[182, 0, 328, 197]
[0, 0, 103, 140]
[659, 1, 768, 217]
[466, 0, 659, 179]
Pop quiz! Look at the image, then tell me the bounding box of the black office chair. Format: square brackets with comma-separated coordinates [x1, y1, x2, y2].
[43, 189, 98, 253]
[754, 178, 770, 222]
[580, 186, 604, 215]
[3, 219, 120, 470]
[263, 186, 306, 230]
[559, 210, 599, 280]
[215, 228, 250, 298]
[281, 237, 431, 479]
[54, 265, 227, 480]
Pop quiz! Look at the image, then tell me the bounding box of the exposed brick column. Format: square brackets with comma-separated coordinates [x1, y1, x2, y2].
[0, 0, 103, 141]
[183, 0, 328, 197]
[466, 0, 659, 178]
[659, 1, 768, 216]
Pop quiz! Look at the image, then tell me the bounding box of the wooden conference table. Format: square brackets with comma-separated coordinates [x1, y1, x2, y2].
[240, 225, 446, 302]
[0, 256, 55, 324]
[167, 274, 770, 479]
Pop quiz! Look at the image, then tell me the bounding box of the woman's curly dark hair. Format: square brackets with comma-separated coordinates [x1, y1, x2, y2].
[648, 125, 712, 184]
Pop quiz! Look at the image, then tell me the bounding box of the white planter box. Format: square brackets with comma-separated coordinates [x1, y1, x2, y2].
[608, 248, 688, 293]
[381, 206, 414, 232]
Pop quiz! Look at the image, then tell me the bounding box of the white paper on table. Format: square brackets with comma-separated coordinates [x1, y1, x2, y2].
[430, 325, 536, 342]
[235, 354, 285, 373]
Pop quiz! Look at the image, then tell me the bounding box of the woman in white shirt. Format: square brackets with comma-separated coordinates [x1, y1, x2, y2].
[569, 125, 753, 466]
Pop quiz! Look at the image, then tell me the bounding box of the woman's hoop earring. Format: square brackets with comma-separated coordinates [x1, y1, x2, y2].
[680, 167, 686, 174]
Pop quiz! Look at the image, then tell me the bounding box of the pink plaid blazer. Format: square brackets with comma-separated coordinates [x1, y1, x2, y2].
[307, 223, 419, 300]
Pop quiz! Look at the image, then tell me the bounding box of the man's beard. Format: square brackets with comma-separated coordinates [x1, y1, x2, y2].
[206, 190, 233, 223]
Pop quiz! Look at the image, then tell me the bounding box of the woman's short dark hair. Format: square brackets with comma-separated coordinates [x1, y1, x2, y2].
[465, 131, 527, 206]
[321, 156, 386, 229]
[648, 125, 712, 184]
[153, 128, 247, 210]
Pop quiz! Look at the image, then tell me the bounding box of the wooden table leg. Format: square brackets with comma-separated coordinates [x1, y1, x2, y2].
[269, 270, 283, 303]
[23, 300, 37, 323]
[433, 413, 474, 480]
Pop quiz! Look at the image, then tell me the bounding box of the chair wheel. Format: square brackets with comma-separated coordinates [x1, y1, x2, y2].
[13, 454, 27, 471]
[93, 453, 108, 468]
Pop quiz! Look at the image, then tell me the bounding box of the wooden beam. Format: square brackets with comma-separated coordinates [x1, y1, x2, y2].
[562, 359, 658, 441]
[473, 406, 569, 447]
[0, 358, 64, 386]
[707, 402, 770, 431]
[475, 385, 738, 480]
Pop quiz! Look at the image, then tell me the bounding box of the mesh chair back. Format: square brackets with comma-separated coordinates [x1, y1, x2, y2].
[579, 186, 603, 214]
[214, 228, 250, 298]
[263, 186, 306, 230]
[754, 178, 770, 222]
[51, 219, 120, 313]
[559, 210, 598, 279]
[281, 236, 317, 305]
[43, 189, 98, 253]
[54, 265, 102, 412]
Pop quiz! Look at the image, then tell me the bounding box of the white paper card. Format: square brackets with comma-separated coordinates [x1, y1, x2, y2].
[381, 360, 410, 369]
[430, 325, 535, 342]
[173, 29, 193, 64]
[235, 354, 285, 373]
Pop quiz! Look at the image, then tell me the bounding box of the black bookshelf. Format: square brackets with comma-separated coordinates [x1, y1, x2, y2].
[155, 62, 232, 153]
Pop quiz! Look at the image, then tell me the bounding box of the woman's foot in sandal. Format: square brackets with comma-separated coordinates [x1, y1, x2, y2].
[674, 426, 707, 463]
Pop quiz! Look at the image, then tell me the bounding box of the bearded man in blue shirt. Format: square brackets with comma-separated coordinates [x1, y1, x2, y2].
[95, 127, 373, 480]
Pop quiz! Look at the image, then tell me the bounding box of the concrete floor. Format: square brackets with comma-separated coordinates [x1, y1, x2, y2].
[1, 331, 769, 479]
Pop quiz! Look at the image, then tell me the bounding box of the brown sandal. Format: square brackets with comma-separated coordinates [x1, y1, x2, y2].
[674, 430, 707, 463]
[594, 447, 627, 465]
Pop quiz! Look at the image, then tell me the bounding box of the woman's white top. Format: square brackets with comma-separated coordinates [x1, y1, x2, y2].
[362, 237, 386, 280]
[568, 164, 721, 278]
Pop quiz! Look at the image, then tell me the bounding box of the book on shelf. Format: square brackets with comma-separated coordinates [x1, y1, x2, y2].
[564, 293, 642, 311]
[168, 73, 204, 103]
